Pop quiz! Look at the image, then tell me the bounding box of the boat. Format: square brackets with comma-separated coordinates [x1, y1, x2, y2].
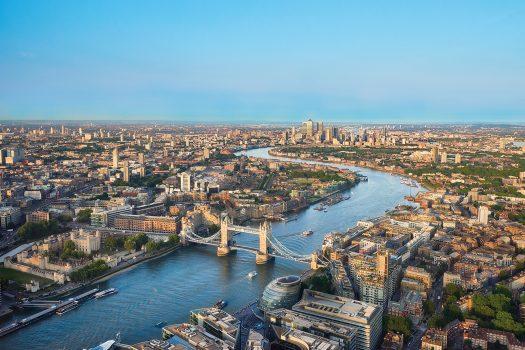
[213, 299, 227, 309]
[94, 288, 118, 299]
[86, 340, 116, 350]
[302, 230, 313, 237]
[56, 301, 79, 316]
[155, 321, 167, 328]
[285, 215, 298, 223]
[247, 271, 258, 279]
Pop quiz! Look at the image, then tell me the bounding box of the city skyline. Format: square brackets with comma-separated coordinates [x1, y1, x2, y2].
[1, 0, 524, 122]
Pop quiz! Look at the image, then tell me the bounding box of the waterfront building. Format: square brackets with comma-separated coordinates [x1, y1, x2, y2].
[266, 308, 357, 350]
[292, 290, 383, 350]
[259, 275, 302, 312]
[114, 214, 180, 234]
[189, 307, 238, 344]
[163, 323, 234, 350]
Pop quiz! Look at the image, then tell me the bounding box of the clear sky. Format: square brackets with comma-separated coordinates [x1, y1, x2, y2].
[0, 0, 524, 123]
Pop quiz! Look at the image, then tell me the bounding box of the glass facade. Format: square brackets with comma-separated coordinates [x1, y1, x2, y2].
[259, 275, 302, 312]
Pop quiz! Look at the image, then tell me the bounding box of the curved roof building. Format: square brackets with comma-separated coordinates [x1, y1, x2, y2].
[259, 275, 302, 312]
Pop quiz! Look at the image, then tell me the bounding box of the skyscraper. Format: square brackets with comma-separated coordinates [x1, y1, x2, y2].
[122, 161, 130, 182]
[478, 206, 489, 225]
[112, 147, 119, 169]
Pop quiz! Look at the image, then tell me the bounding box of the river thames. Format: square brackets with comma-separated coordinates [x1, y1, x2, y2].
[0, 147, 422, 350]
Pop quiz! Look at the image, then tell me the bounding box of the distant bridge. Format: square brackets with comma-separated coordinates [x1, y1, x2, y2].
[181, 214, 328, 268]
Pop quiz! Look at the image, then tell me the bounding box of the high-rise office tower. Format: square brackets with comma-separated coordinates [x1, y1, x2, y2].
[455, 154, 462, 164]
[138, 152, 145, 165]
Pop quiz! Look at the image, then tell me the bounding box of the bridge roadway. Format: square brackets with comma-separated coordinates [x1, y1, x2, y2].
[0, 288, 100, 338]
[184, 236, 310, 263]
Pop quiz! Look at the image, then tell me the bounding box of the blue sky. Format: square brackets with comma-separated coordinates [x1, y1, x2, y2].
[0, 0, 524, 122]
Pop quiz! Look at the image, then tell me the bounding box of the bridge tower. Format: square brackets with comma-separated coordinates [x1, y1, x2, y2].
[310, 252, 320, 270]
[256, 221, 274, 264]
[217, 214, 232, 256]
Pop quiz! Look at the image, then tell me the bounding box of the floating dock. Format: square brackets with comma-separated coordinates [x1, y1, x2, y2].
[0, 288, 99, 337]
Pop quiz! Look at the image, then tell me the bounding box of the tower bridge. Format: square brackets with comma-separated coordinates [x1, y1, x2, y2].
[181, 214, 327, 269]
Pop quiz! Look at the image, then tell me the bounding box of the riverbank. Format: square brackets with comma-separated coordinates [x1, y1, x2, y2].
[267, 147, 428, 191]
[3, 148, 419, 350]
[48, 244, 180, 299]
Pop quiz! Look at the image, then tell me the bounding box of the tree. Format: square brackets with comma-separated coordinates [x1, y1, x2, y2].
[77, 209, 93, 224]
[386, 315, 412, 338]
[145, 241, 158, 252]
[423, 300, 436, 316]
[124, 237, 136, 252]
[444, 283, 464, 299]
[57, 214, 73, 223]
[168, 234, 180, 246]
[17, 219, 61, 241]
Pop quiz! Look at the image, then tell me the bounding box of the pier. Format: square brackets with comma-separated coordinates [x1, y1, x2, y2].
[0, 288, 99, 338]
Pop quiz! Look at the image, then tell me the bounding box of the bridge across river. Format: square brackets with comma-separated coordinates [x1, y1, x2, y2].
[181, 214, 327, 268]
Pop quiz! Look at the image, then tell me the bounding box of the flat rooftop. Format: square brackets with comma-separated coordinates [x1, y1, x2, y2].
[293, 290, 381, 324]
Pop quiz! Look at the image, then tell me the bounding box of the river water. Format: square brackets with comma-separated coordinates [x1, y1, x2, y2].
[1, 147, 421, 350]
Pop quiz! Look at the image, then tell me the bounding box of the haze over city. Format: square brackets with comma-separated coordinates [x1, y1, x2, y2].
[1, 0, 524, 122]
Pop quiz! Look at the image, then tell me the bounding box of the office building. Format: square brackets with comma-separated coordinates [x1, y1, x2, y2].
[189, 307, 238, 345]
[273, 326, 342, 350]
[267, 308, 357, 350]
[293, 290, 383, 350]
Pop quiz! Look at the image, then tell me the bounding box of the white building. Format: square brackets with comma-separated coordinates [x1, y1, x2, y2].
[478, 205, 489, 225]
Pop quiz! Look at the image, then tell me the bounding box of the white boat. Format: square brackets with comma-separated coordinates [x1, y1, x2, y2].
[56, 301, 79, 316]
[302, 230, 313, 237]
[94, 288, 118, 299]
[247, 271, 258, 279]
[86, 340, 116, 350]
